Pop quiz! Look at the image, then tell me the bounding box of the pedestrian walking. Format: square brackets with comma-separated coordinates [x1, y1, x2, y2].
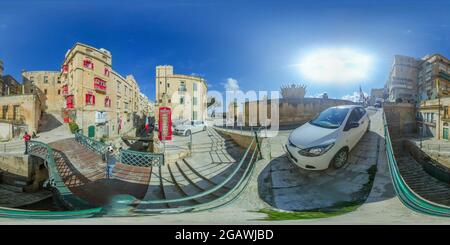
[105, 145, 117, 179]
[23, 132, 31, 154]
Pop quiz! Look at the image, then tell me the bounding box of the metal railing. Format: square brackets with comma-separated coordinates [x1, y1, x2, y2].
[131, 129, 263, 213]
[0, 141, 102, 219]
[75, 130, 108, 155]
[383, 113, 450, 217]
[119, 149, 164, 167]
[76, 129, 164, 167]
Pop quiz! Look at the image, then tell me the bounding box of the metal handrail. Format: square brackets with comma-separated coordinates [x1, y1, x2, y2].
[130, 128, 262, 211]
[0, 140, 102, 219]
[136, 135, 258, 205]
[134, 131, 261, 213]
[119, 148, 164, 167]
[383, 113, 450, 217]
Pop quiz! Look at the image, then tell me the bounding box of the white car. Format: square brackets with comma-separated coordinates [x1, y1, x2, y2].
[285, 105, 370, 170]
[174, 120, 207, 136]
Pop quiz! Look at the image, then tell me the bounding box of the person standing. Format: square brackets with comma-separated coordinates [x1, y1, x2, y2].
[23, 132, 31, 154]
[105, 145, 117, 179]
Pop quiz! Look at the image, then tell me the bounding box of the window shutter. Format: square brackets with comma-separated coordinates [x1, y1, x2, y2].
[85, 94, 89, 104]
[93, 95, 95, 105]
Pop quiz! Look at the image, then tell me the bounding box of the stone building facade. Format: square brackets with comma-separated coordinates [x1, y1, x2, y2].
[0, 94, 42, 140]
[386, 55, 420, 103]
[58, 43, 153, 138]
[155, 65, 208, 122]
[22, 71, 64, 113]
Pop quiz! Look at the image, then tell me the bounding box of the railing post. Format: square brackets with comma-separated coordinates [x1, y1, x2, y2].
[254, 130, 263, 160]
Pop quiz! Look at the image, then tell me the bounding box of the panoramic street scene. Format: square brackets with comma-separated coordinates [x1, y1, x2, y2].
[0, 0, 449, 225]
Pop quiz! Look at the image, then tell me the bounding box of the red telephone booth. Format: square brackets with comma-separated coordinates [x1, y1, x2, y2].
[158, 107, 172, 141]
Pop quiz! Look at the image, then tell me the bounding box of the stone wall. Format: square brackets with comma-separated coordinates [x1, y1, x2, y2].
[0, 94, 42, 136]
[0, 122, 12, 140]
[243, 97, 354, 126]
[384, 102, 417, 138]
[0, 155, 48, 192]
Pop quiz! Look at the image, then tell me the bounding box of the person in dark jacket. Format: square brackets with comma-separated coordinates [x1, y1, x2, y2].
[105, 145, 117, 179]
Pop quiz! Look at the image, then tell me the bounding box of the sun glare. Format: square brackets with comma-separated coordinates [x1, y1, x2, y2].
[299, 48, 372, 84]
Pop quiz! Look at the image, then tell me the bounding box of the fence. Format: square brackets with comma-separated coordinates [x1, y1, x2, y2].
[76, 129, 164, 167]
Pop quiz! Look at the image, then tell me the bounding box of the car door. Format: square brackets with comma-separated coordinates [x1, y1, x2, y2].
[193, 121, 202, 133]
[358, 107, 369, 135]
[343, 108, 361, 150]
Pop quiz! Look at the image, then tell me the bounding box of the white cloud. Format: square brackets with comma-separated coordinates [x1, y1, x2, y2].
[341, 91, 368, 102]
[299, 48, 372, 84]
[224, 78, 240, 92]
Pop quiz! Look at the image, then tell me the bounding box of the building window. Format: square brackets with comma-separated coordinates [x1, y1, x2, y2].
[44, 89, 47, 95]
[117, 81, 121, 92]
[58, 89, 61, 95]
[94, 77, 107, 93]
[167, 83, 170, 88]
[105, 96, 112, 107]
[13, 105, 20, 121]
[85, 93, 95, 105]
[83, 59, 94, 70]
[104, 68, 110, 77]
[2, 105, 8, 119]
[193, 83, 198, 91]
[180, 96, 184, 104]
[66, 95, 74, 109]
[61, 64, 68, 73]
[44, 76, 48, 84]
[193, 97, 197, 105]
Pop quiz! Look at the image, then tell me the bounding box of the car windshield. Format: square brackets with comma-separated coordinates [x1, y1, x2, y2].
[309, 107, 350, 129]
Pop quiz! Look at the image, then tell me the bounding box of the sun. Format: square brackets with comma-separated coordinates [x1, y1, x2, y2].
[299, 48, 373, 84]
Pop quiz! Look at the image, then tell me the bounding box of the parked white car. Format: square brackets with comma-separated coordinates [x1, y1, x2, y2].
[174, 120, 207, 136]
[285, 105, 370, 170]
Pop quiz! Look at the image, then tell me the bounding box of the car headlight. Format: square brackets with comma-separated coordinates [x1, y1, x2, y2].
[298, 143, 335, 157]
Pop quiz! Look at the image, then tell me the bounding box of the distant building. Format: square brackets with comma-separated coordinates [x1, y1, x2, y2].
[369, 88, 385, 105]
[388, 53, 450, 140]
[386, 55, 420, 103]
[155, 65, 208, 121]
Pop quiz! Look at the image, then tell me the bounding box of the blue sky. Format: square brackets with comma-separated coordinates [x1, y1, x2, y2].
[1, 0, 450, 101]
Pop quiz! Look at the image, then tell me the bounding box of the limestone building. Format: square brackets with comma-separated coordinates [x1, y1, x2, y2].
[0, 61, 43, 140]
[22, 71, 64, 113]
[155, 65, 208, 122]
[386, 55, 420, 103]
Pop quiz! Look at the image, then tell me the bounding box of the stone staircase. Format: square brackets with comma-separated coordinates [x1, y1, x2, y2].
[395, 148, 450, 206]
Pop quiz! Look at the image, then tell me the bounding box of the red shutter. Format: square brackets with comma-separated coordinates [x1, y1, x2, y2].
[85, 94, 89, 104]
[93, 95, 95, 105]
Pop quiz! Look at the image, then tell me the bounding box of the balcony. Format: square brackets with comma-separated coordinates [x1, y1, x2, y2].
[178, 86, 187, 92]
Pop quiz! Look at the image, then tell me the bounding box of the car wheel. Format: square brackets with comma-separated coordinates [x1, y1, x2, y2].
[185, 130, 191, 136]
[203, 126, 207, 131]
[331, 148, 348, 169]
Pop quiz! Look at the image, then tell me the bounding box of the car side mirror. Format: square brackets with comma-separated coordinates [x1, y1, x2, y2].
[344, 122, 359, 131]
